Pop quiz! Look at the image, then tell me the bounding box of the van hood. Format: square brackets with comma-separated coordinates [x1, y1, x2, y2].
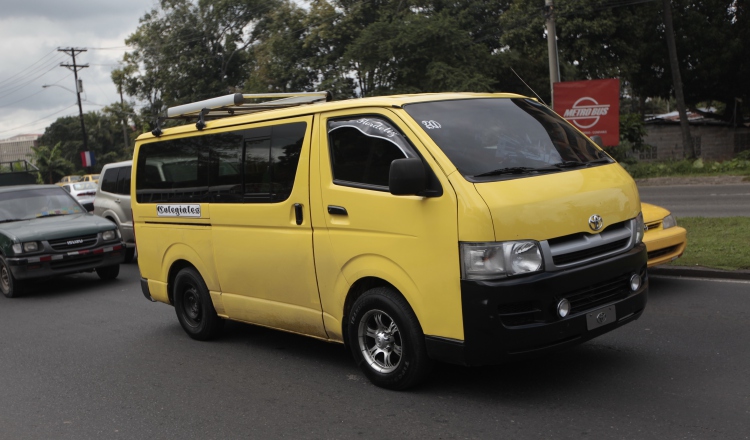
[473, 164, 640, 242]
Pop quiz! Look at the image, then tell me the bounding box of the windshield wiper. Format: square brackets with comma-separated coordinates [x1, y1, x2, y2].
[36, 213, 70, 218]
[0, 218, 26, 224]
[474, 166, 562, 178]
[553, 158, 613, 169]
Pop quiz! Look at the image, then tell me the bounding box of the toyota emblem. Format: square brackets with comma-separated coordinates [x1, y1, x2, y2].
[596, 312, 608, 324]
[589, 214, 603, 231]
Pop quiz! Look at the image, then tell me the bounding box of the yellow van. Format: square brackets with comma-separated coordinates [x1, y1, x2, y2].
[133, 92, 648, 390]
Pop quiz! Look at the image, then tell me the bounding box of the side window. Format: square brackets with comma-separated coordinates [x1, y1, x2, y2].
[135, 137, 208, 203]
[327, 116, 413, 189]
[115, 166, 132, 196]
[135, 121, 307, 204]
[101, 169, 118, 193]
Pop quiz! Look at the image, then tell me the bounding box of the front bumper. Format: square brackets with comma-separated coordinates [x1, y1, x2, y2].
[7, 242, 126, 280]
[644, 226, 687, 267]
[426, 244, 648, 366]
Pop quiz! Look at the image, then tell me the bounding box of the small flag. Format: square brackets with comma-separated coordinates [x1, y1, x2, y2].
[80, 151, 96, 167]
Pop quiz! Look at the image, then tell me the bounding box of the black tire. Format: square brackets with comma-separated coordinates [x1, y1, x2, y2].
[173, 268, 224, 341]
[0, 257, 25, 298]
[96, 264, 120, 280]
[123, 247, 136, 264]
[347, 287, 433, 390]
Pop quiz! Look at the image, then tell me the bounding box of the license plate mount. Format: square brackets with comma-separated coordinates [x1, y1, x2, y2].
[586, 305, 616, 331]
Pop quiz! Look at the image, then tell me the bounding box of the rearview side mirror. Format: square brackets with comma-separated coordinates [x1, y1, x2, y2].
[389, 158, 427, 196]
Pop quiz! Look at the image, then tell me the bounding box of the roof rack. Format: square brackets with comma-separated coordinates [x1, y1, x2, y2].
[153, 91, 332, 136]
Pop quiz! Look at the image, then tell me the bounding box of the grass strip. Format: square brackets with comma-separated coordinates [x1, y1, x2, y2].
[669, 217, 750, 271]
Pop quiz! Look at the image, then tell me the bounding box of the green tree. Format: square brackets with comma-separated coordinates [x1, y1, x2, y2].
[30, 143, 74, 184]
[121, 0, 276, 124]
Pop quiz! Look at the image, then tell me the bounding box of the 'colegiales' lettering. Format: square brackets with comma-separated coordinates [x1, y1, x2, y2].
[156, 204, 201, 217]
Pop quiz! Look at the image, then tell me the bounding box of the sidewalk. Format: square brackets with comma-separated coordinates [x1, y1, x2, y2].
[650, 265, 750, 281]
[636, 175, 750, 187]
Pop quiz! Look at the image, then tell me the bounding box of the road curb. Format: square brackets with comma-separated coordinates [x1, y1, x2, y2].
[650, 266, 750, 281]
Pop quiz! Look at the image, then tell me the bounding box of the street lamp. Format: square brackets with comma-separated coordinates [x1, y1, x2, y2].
[41, 80, 88, 156]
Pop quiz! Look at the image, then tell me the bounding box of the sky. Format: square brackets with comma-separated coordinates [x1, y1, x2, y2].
[0, 0, 159, 140]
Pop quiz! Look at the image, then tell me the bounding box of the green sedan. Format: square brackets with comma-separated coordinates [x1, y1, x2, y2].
[0, 185, 126, 298]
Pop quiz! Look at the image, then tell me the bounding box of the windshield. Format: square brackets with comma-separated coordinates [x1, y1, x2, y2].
[403, 98, 613, 180]
[0, 187, 84, 221]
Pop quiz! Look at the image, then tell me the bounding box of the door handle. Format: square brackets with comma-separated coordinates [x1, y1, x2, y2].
[294, 203, 303, 225]
[327, 205, 348, 216]
[115, 199, 121, 203]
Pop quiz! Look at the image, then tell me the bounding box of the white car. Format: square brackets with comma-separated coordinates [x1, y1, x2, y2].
[61, 181, 98, 211]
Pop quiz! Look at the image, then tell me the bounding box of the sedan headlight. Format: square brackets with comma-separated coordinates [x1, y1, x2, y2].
[635, 213, 645, 244]
[662, 214, 677, 229]
[102, 230, 117, 241]
[12, 242, 40, 254]
[460, 241, 543, 280]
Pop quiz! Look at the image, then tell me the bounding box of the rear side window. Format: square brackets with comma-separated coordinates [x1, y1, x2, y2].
[115, 166, 132, 196]
[100, 169, 118, 193]
[135, 122, 306, 204]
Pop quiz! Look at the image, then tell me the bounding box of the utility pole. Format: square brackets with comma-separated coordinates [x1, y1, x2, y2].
[58, 47, 89, 153]
[544, 0, 561, 108]
[660, 0, 695, 159]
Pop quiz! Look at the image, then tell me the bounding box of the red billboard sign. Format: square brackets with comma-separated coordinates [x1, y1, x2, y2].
[553, 79, 620, 146]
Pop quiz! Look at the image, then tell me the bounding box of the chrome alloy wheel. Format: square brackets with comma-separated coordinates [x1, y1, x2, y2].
[357, 309, 403, 373]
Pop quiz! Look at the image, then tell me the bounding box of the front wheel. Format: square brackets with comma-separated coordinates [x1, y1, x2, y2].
[348, 287, 432, 390]
[173, 268, 224, 341]
[0, 257, 25, 298]
[96, 264, 120, 280]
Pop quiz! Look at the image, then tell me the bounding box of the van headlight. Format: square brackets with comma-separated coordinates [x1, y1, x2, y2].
[662, 214, 676, 229]
[102, 230, 117, 241]
[460, 241, 543, 280]
[635, 213, 645, 244]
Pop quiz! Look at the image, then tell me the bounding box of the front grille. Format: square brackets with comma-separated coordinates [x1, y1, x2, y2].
[648, 245, 679, 260]
[561, 275, 630, 314]
[49, 234, 98, 251]
[497, 301, 541, 326]
[553, 238, 629, 266]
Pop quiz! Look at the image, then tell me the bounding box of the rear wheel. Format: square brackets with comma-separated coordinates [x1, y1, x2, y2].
[0, 257, 25, 298]
[173, 268, 224, 340]
[123, 247, 136, 264]
[348, 287, 432, 390]
[96, 264, 120, 280]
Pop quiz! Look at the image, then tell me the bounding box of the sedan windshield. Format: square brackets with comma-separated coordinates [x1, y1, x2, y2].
[403, 98, 613, 180]
[0, 187, 84, 221]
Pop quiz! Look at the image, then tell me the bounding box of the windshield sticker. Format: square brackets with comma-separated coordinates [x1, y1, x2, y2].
[157, 204, 201, 218]
[422, 120, 442, 130]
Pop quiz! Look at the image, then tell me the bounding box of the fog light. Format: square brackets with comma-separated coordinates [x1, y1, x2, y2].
[557, 298, 570, 318]
[630, 274, 641, 291]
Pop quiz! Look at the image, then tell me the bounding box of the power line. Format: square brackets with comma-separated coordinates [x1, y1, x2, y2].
[0, 49, 59, 88]
[0, 104, 77, 136]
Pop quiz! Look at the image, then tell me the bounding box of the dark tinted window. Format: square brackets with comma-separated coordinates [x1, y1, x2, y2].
[327, 117, 411, 189]
[115, 166, 132, 196]
[135, 122, 306, 204]
[403, 98, 612, 180]
[101, 168, 118, 193]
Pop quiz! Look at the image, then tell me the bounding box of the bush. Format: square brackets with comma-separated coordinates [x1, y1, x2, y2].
[621, 156, 750, 179]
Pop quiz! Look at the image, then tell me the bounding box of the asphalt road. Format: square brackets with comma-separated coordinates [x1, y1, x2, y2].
[638, 183, 750, 218]
[1, 265, 749, 440]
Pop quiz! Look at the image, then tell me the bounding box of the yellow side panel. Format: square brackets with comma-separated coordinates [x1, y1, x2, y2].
[221, 293, 328, 339]
[148, 279, 169, 304]
[312, 108, 464, 341]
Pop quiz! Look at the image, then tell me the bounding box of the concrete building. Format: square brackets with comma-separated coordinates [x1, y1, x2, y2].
[0, 134, 42, 163]
[643, 112, 750, 161]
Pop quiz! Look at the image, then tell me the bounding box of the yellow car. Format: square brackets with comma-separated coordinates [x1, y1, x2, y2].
[642, 202, 687, 267]
[80, 174, 100, 183]
[56, 175, 82, 186]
